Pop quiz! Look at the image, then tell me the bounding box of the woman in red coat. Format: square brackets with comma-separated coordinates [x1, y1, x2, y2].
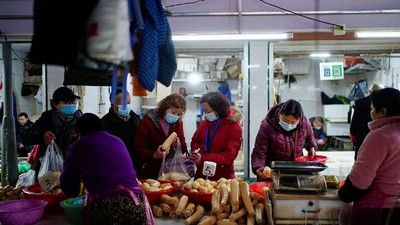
[190, 92, 243, 180]
[133, 93, 187, 179]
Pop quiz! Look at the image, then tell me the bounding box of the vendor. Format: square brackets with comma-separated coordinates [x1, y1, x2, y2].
[190, 92, 243, 180]
[133, 93, 187, 179]
[339, 88, 400, 225]
[310, 116, 327, 150]
[251, 99, 316, 180]
[60, 113, 154, 225]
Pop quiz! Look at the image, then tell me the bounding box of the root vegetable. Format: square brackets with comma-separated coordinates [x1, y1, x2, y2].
[170, 210, 178, 219]
[184, 203, 195, 218]
[184, 205, 205, 225]
[263, 166, 271, 178]
[230, 179, 240, 212]
[246, 215, 255, 225]
[211, 189, 221, 214]
[220, 183, 229, 209]
[255, 203, 265, 224]
[162, 132, 177, 150]
[239, 181, 255, 217]
[159, 203, 171, 212]
[152, 205, 163, 217]
[160, 194, 178, 205]
[229, 208, 246, 222]
[184, 181, 193, 190]
[217, 219, 238, 225]
[176, 195, 189, 215]
[217, 213, 229, 220]
[198, 216, 217, 225]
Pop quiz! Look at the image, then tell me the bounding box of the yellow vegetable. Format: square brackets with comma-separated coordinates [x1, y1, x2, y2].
[162, 132, 177, 151]
[239, 181, 255, 216]
[198, 216, 217, 225]
[175, 195, 189, 215]
[184, 205, 205, 225]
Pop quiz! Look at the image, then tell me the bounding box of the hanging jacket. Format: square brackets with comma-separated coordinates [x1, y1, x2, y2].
[191, 108, 243, 180]
[138, 0, 176, 91]
[251, 103, 315, 176]
[133, 109, 187, 179]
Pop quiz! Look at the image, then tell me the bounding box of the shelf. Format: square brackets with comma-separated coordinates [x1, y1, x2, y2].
[141, 105, 157, 110]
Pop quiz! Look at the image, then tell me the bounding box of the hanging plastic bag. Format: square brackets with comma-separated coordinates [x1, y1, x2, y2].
[38, 141, 64, 192]
[16, 170, 36, 187]
[158, 139, 190, 183]
[86, 0, 133, 65]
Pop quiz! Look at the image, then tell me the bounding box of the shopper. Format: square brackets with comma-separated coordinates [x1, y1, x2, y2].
[21, 87, 82, 177]
[251, 99, 316, 180]
[16, 112, 34, 157]
[133, 93, 187, 179]
[339, 88, 400, 225]
[310, 116, 327, 150]
[101, 89, 140, 163]
[350, 83, 384, 160]
[60, 113, 154, 225]
[190, 92, 243, 180]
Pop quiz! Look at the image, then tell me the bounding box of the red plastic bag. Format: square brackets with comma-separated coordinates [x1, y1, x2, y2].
[27, 144, 39, 165]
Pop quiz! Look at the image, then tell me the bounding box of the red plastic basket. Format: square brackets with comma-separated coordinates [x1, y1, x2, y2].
[140, 180, 178, 205]
[22, 183, 66, 214]
[295, 155, 328, 164]
[249, 181, 272, 197]
[179, 188, 212, 209]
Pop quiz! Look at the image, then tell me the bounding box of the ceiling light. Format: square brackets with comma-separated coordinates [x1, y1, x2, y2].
[172, 33, 292, 41]
[187, 73, 202, 84]
[355, 31, 400, 38]
[310, 53, 331, 58]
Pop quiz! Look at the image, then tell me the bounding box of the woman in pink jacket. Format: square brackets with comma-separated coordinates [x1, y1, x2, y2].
[190, 92, 243, 180]
[339, 88, 400, 225]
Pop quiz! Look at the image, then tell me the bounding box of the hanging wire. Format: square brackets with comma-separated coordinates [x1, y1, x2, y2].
[166, 0, 207, 8]
[0, 31, 30, 68]
[257, 0, 343, 29]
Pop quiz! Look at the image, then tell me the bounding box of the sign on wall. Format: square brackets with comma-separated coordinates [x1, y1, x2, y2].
[319, 62, 344, 80]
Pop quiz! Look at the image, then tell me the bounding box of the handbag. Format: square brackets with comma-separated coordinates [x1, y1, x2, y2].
[21, 82, 33, 96]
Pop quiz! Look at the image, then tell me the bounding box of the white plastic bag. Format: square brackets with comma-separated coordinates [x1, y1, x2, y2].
[38, 141, 64, 192]
[158, 140, 190, 182]
[16, 170, 36, 187]
[86, 0, 133, 65]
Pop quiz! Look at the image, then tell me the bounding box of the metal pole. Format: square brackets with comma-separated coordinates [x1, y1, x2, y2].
[1, 41, 19, 186]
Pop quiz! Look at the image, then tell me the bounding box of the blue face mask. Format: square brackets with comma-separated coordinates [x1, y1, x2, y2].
[205, 112, 218, 122]
[314, 126, 322, 130]
[165, 113, 180, 124]
[60, 104, 77, 116]
[117, 105, 132, 117]
[279, 119, 298, 131]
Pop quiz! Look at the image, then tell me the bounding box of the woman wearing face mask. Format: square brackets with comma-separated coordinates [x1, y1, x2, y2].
[251, 99, 316, 180]
[21, 87, 82, 179]
[190, 92, 243, 180]
[133, 93, 187, 179]
[310, 116, 327, 150]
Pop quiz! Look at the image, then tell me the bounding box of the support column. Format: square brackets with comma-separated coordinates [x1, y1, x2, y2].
[1, 41, 19, 186]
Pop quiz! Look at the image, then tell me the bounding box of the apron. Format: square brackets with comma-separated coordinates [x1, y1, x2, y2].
[83, 185, 155, 225]
[351, 182, 389, 225]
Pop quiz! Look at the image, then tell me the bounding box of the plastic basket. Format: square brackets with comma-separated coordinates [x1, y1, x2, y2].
[60, 197, 84, 225]
[0, 199, 47, 225]
[22, 183, 66, 213]
[179, 188, 212, 209]
[140, 180, 178, 205]
[295, 155, 328, 164]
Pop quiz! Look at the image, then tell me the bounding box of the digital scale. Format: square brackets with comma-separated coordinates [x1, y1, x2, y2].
[270, 161, 328, 192]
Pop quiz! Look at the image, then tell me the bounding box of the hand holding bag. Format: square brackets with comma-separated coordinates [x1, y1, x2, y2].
[38, 141, 64, 192]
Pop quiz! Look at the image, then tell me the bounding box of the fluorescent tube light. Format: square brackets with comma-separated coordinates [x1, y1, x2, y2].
[310, 53, 331, 58]
[355, 31, 400, 38]
[172, 33, 292, 41]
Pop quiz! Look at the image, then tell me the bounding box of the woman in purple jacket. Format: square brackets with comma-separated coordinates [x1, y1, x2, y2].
[251, 99, 316, 180]
[60, 113, 154, 225]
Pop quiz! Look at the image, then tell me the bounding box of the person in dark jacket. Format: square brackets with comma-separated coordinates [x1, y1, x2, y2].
[350, 84, 384, 160]
[251, 99, 316, 180]
[190, 92, 243, 180]
[21, 87, 82, 178]
[309, 116, 327, 151]
[101, 89, 140, 163]
[133, 93, 187, 179]
[16, 112, 35, 157]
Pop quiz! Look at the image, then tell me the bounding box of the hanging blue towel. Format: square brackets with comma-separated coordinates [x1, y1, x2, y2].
[138, 0, 177, 91]
[218, 82, 232, 104]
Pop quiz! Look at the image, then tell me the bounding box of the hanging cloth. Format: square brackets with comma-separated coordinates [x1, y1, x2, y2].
[138, 0, 177, 91]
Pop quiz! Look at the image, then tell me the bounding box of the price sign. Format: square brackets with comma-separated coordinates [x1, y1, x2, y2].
[202, 161, 217, 177]
[38, 171, 61, 192]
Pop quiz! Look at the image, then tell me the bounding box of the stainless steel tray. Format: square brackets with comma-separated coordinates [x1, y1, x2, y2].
[270, 161, 328, 172]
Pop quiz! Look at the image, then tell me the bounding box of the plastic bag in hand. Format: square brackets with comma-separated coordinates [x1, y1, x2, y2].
[38, 141, 64, 192]
[16, 170, 36, 187]
[158, 139, 190, 182]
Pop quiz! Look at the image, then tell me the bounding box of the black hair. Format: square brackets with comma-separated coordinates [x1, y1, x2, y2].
[18, 112, 28, 118]
[314, 116, 324, 124]
[280, 99, 303, 119]
[200, 92, 230, 118]
[370, 88, 400, 117]
[109, 89, 123, 103]
[75, 113, 105, 137]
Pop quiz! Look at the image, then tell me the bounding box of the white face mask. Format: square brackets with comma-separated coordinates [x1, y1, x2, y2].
[205, 112, 218, 121]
